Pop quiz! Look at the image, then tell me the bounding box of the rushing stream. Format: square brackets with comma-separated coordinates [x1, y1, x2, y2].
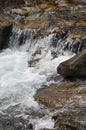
[0, 27, 73, 129]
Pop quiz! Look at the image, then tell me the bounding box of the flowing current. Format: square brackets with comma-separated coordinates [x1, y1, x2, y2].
[0, 27, 72, 129]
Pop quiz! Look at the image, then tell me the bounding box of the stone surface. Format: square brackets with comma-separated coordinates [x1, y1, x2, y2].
[0, 15, 13, 49]
[16, 12, 50, 30]
[0, 0, 86, 130]
[35, 81, 86, 129]
[0, 0, 85, 51]
[54, 116, 82, 130]
[35, 81, 86, 108]
[0, 0, 25, 8]
[11, 6, 41, 16]
[14, 0, 86, 48]
[57, 50, 86, 78]
[51, 30, 86, 55]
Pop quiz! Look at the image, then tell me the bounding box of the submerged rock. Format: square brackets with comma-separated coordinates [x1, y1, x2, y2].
[57, 49, 86, 78]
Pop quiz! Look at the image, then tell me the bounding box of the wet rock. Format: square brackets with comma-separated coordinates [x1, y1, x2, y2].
[64, 38, 86, 53]
[57, 49, 86, 78]
[11, 6, 41, 16]
[51, 31, 68, 48]
[35, 82, 86, 108]
[65, 0, 86, 6]
[35, 79, 86, 129]
[11, 0, 86, 49]
[24, 0, 56, 6]
[28, 58, 40, 67]
[27, 123, 33, 129]
[16, 13, 50, 30]
[15, 122, 24, 129]
[0, 0, 25, 8]
[15, 10, 56, 40]
[40, 128, 53, 130]
[0, 15, 13, 50]
[51, 30, 86, 55]
[55, 119, 81, 130]
[53, 106, 86, 130]
[0, 116, 30, 130]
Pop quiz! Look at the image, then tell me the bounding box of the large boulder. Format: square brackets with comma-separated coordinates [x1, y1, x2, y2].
[57, 49, 86, 78]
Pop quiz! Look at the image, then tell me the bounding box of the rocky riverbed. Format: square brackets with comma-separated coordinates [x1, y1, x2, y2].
[0, 0, 86, 130]
[35, 80, 86, 129]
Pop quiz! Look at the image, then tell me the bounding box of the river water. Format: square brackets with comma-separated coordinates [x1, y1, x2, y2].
[0, 27, 72, 129]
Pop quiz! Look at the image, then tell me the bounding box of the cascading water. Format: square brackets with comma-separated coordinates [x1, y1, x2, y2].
[0, 26, 73, 129]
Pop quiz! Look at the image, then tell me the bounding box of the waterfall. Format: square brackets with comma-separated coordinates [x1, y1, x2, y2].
[9, 26, 35, 50]
[51, 31, 86, 56]
[0, 25, 74, 130]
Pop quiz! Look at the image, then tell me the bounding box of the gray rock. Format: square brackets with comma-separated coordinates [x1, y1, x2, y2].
[0, 0, 25, 8]
[0, 15, 13, 50]
[57, 49, 86, 78]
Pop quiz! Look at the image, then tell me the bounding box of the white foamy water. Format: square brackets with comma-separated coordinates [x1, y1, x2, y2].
[30, 116, 54, 130]
[0, 29, 73, 129]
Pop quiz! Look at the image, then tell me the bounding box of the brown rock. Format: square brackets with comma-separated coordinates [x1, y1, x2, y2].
[28, 58, 40, 67]
[55, 119, 81, 130]
[11, 6, 41, 16]
[24, 0, 56, 6]
[35, 80, 86, 130]
[16, 13, 49, 30]
[35, 82, 86, 108]
[57, 49, 86, 78]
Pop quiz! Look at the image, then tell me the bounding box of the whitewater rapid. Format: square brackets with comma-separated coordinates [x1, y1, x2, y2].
[0, 31, 72, 129]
